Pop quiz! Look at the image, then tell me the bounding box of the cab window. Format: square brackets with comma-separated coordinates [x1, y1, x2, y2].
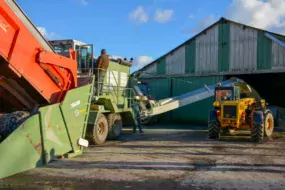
[215, 89, 233, 101]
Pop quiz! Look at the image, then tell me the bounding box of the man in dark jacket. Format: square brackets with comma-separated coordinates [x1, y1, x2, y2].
[131, 102, 144, 134]
[95, 49, 109, 95]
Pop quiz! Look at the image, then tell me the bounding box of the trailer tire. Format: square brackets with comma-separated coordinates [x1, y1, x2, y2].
[107, 113, 122, 140]
[0, 111, 30, 140]
[92, 113, 108, 145]
[208, 121, 220, 139]
[251, 123, 264, 143]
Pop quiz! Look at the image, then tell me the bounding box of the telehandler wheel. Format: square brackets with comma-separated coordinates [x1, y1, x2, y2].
[0, 111, 30, 139]
[251, 123, 264, 143]
[107, 113, 123, 140]
[92, 113, 108, 145]
[208, 121, 220, 139]
[264, 112, 274, 137]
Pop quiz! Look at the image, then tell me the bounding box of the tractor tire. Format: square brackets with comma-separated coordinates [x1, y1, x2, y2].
[264, 112, 274, 137]
[91, 113, 108, 145]
[107, 113, 123, 140]
[0, 111, 30, 140]
[251, 123, 264, 143]
[208, 121, 220, 139]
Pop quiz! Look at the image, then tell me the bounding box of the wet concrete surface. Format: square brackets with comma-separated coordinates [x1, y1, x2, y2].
[1, 124, 285, 189]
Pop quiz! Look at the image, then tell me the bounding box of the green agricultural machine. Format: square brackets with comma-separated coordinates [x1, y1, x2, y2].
[48, 39, 138, 145]
[0, 0, 138, 179]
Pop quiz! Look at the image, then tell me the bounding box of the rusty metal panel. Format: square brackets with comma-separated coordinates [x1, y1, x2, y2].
[165, 46, 186, 75]
[272, 40, 285, 69]
[229, 23, 257, 72]
[195, 24, 219, 74]
[140, 63, 157, 77]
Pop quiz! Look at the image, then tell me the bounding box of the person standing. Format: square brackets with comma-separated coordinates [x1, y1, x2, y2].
[131, 102, 144, 134]
[95, 49, 109, 95]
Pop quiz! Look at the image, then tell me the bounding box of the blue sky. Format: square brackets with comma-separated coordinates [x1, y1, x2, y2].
[16, 0, 285, 73]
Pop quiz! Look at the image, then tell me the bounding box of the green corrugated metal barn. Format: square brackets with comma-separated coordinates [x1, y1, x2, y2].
[134, 17, 285, 124]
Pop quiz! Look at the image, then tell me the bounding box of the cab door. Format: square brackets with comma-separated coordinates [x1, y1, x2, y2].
[75, 44, 94, 75]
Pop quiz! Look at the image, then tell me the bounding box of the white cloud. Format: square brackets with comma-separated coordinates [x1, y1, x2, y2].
[227, 0, 285, 33]
[133, 56, 153, 67]
[109, 55, 123, 60]
[188, 15, 195, 19]
[186, 14, 217, 34]
[37, 26, 56, 40]
[154, 9, 174, 23]
[129, 6, 148, 25]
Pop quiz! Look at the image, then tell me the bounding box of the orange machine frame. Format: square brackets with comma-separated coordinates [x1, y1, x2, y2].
[0, 0, 77, 111]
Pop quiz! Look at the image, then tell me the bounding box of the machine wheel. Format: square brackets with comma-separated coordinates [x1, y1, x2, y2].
[251, 123, 264, 143]
[107, 113, 123, 140]
[0, 111, 30, 139]
[264, 112, 274, 137]
[92, 113, 108, 145]
[208, 121, 220, 139]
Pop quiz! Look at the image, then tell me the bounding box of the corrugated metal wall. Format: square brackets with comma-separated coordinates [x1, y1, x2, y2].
[171, 76, 223, 124]
[137, 19, 285, 124]
[141, 76, 224, 124]
[230, 23, 257, 72]
[272, 37, 285, 69]
[139, 20, 285, 78]
[140, 62, 157, 77]
[195, 24, 219, 74]
[218, 20, 230, 72]
[157, 58, 166, 75]
[185, 39, 196, 73]
[166, 46, 186, 75]
[257, 31, 272, 70]
[144, 78, 171, 122]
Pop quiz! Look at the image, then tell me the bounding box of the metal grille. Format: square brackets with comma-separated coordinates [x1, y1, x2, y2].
[223, 105, 237, 119]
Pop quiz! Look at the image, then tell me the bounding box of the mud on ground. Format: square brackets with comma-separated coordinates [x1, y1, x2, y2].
[1, 124, 285, 190]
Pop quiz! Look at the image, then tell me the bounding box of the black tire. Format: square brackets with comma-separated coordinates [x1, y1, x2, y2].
[0, 111, 30, 140]
[264, 112, 274, 137]
[208, 121, 220, 139]
[251, 123, 264, 143]
[107, 113, 123, 140]
[91, 113, 108, 145]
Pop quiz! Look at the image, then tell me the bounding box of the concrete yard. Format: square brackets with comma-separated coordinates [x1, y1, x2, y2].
[1, 124, 285, 189]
